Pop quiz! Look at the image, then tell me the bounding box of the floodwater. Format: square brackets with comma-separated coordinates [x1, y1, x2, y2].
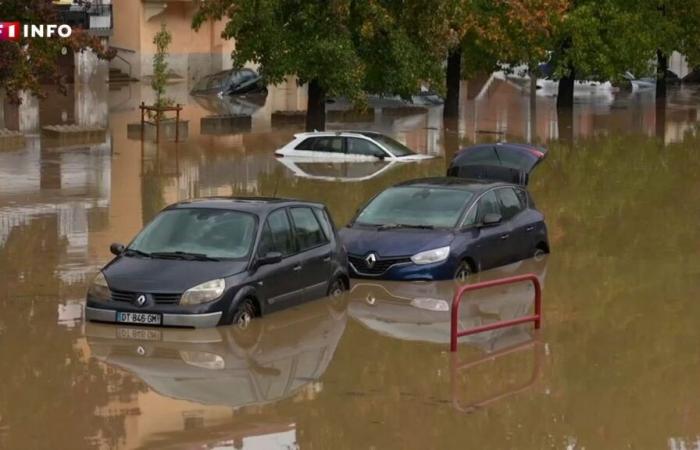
[2, 74, 700, 449]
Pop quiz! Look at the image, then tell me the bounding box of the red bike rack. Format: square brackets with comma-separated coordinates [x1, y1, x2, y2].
[450, 273, 541, 352]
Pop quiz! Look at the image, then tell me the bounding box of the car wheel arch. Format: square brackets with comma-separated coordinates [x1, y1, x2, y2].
[225, 286, 263, 323]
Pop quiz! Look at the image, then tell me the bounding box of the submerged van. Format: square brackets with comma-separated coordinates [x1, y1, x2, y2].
[86, 198, 349, 328]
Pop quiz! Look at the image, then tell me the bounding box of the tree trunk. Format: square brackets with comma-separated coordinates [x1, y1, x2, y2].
[556, 64, 575, 109]
[306, 79, 326, 132]
[656, 49, 668, 102]
[528, 63, 537, 141]
[444, 48, 461, 120]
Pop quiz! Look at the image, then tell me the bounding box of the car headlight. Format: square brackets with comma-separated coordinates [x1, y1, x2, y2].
[180, 279, 225, 305]
[88, 272, 110, 301]
[410, 246, 450, 265]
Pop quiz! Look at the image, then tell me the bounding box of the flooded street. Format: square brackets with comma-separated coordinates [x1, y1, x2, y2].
[2, 77, 700, 449]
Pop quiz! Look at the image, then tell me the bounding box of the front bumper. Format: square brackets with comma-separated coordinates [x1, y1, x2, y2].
[85, 306, 222, 328]
[349, 258, 457, 281]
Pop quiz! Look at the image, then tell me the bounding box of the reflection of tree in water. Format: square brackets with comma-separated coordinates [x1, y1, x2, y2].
[0, 217, 146, 449]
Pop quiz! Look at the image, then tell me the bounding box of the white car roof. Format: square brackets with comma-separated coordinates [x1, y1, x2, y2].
[293, 131, 380, 139]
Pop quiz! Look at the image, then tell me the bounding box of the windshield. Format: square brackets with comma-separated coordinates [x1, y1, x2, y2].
[129, 209, 257, 260]
[371, 134, 415, 157]
[355, 186, 474, 228]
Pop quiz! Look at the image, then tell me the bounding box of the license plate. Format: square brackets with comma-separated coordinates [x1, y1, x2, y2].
[116, 312, 162, 325]
[116, 327, 162, 341]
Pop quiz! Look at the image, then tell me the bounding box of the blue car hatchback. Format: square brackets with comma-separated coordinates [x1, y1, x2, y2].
[339, 177, 549, 281]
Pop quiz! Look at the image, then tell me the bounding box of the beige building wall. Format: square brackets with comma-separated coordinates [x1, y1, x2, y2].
[110, 0, 235, 84]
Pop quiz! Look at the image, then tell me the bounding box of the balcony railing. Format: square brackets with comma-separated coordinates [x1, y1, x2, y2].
[56, 3, 113, 36]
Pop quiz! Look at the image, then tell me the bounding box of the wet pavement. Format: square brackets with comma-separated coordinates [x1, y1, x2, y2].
[2, 76, 700, 449]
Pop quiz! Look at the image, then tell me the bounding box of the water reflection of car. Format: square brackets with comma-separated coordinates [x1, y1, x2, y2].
[275, 131, 434, 162]
[348, 257, 547, 350]
[191, 92, 267, 116]
[85, 297, 347, 409]
[276, 158, 402, 182]
[86, 198, 349, 328]
[339, 177, 549, 281]
[191, 68, 266, 96]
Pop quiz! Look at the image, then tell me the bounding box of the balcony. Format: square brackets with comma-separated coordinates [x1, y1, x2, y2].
[56, 3, 113, 37]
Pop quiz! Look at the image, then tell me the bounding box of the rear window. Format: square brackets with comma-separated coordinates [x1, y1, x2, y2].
[356, 186, 474, 228]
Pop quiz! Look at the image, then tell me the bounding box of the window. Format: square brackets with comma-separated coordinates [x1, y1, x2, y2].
[461, 205, 478, 227]
[313, 208, 334, 240]
[355, 187, 474, 228]
[460, 147, 498, 164]
[258, 209, 295, 256]
[476, 191, 501, 223]
[313, 137, 344, 153]
[514, 188, 528, 209]
[295, 138, 318, 151]
[129, 209, 257, 259]
[497, 188, 524, 220]
[347, 138, 387, 157]
[291, 207, 327, 250]
[494, 148, 538, 170]
[368, 134, 415, 157]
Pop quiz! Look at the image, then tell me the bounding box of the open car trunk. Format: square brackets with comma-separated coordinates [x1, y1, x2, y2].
[446, 143, 547, 186]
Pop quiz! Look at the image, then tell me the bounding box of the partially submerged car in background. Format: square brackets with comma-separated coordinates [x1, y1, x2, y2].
[275, 131, 434, 162]
[86, 198, 348, 328]
[340, 142, 549, 281]
[447, 142, 547, 186]
[191, 68, 266, 96]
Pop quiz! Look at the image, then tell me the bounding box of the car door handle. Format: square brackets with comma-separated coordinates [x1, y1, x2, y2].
[500, 234, 510, 240]
[526, 226, 535, 232]
[292, 265, 302, 271]
[322, 255, 331, 262]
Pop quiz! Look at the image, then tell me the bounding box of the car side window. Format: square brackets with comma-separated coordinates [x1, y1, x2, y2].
[259, 209, 295, 256]
[290, 207, 328, 251]
[461, 204, 478, 227]
[476, 190, 500, 223]
[346, 138, 386, 157]
[295, 138, 318, 151]
[514, 188, 528, 209]
[314, 137, 344, 153]
[497, 187, 524, 220]
[312, 208, 334, 240]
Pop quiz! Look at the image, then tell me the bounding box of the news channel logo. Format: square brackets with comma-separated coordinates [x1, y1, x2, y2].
[0, 22, 73, 41]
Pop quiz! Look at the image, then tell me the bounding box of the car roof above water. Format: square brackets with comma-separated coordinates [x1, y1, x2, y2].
[165, 197, 326, 214]
[395, 176, 513, 194]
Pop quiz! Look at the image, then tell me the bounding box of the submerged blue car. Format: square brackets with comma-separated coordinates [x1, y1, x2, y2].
[339, 142, 549, 281]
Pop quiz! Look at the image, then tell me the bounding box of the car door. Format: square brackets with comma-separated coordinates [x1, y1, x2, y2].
[473, 190, 513, 269]
[255, 209, 307, 310]
[289, 206, 333, 300]
[496, 187, 529, 263]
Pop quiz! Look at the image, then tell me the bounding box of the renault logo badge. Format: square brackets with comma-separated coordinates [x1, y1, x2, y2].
[136, 294, 147, 306]
[365, 253, 377, 268]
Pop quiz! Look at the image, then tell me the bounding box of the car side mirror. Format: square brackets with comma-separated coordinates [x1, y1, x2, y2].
[481, 213, 502, 227]
[110, 243, 125, 256]
[257, 251, 283, 267]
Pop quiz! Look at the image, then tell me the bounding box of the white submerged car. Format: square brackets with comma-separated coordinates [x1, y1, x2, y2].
[275, 131, 434, 162]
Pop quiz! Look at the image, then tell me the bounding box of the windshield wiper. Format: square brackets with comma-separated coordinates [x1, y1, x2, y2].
[378, 223, 434, 230]
[150, 251, 220, 261]
[124, 248, 151, 258]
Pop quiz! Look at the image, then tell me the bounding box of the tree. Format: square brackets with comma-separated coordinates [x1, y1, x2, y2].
[549, 1, 653, 108]
[151, 23, 173, 117]
[439, 0, 568, 120]
[0, 0, 114, 105]
[193, 0, 442, 131]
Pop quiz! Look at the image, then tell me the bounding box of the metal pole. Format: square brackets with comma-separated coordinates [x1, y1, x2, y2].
[155, 108, 160, 144]
[140, 102, 144, 142]
[175, 104, 180, 143]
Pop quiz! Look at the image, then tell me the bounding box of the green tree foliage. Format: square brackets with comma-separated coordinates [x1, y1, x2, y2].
[151, 23, 173, 113]
[0, 0, 114, 105]
[193, 0, 443, 131]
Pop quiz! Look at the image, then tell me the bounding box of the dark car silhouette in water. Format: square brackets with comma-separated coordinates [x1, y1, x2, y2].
[339, 142, 549, 281]
[86, 198, 349, 328]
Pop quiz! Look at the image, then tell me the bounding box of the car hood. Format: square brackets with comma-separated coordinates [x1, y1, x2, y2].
[103, 256, 248, 293]
[339, 226, 455, 257]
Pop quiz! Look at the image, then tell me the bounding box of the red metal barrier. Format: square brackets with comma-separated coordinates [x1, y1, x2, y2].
[450, 273, 541, 352]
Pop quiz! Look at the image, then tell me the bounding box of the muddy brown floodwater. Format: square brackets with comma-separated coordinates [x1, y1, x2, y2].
[2, 78, 700, 449]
